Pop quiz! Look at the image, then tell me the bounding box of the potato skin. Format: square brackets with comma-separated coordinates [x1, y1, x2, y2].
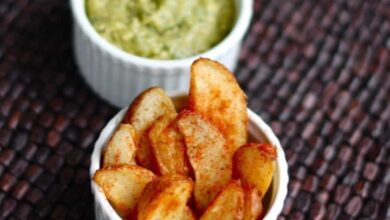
[123, 87, 176, 129]
[233, 143, 277, 198]
[177, 110, 232, 212]
[189, 58, 248, 159]
[182, 207, 196, 220]
[199, 180, 244, 220]
[243, 184, 263, 220]
[137, 174, 194, 220]
[103, 123, 137, 168]
[123, 87, 176, 170]
[93, 165, 156, 218]
[148, 113, 191, 176]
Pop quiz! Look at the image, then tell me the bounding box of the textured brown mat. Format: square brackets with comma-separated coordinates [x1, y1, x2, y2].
[0, 0, 389, 219]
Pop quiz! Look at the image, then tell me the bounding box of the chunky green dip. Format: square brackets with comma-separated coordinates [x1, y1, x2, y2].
[86, 0, 235, 59]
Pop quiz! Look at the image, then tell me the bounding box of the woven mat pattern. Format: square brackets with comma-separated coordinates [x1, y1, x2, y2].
[0, 0, 389, 219]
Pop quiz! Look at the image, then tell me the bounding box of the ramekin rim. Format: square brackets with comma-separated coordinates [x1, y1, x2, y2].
[248, 110, 289, 220]
[70, 0, 253, 69]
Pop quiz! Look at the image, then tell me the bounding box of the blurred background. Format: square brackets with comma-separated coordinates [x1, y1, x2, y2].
[0, 0, 389, 219]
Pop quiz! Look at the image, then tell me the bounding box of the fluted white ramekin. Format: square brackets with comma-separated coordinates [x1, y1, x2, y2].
[70, 0, 253, 107]
[90, 92, 289, 220]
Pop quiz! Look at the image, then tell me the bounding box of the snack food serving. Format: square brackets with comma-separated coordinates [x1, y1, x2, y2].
[90, 58, 288, 220]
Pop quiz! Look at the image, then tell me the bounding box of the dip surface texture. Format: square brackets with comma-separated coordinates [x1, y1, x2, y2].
[86, 0, 236, 59]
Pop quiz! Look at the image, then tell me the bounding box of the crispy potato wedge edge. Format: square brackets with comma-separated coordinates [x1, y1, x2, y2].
[199, 180, 244, 220]
[122, 87, 177, 170]
[243, 184, 263, 220]
[233, 143, 277, 198]
[177, 110, 232, 212]
[93, 165, 156, 219]
[137, 174, 194, 220]
[103, 123, 137, 168]
[148, 113, 191, 176]
[123, 87, 176, 129]
[189, 58, 248, 157]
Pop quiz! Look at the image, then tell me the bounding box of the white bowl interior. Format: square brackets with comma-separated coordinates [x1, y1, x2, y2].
[90, 93, 288, 220]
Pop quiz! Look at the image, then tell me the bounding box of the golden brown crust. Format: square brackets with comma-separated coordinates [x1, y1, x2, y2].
[137, 174, 194, 220]
[123, 87, 176, 169]
[189, 58, 248, 161]
[199, 180, 244, 220]
[243, 184, 263, 220]
[148, 113, 191, 175]
[103, 123, 137, 167]
[123, 87, 175, 127]
[182, 207, 196, 220]
[93, 165, 156, 218]
[177, 110, 232, 211]
[233, 143, 276, 198]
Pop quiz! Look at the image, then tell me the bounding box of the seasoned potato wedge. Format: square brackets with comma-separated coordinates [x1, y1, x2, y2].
[148, 113, 190, 175]
[123, 87, 176, 169]
[199, 180, 244, 220]
[93, 165, 156, 218]
[103, 124, 137, 167]
[189, 58, 248, 157]
[183, 207, 196, 220]
[123, 87, 176, 128]
[136, 135, 155, 171]
[177, 110, 231, 211]
[243, 185, 263, 220]
[137, 174, 194, 220]
[233, 143, 277, 198]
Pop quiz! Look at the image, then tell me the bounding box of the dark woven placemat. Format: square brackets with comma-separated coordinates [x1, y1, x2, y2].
[0, 0, 389, 219]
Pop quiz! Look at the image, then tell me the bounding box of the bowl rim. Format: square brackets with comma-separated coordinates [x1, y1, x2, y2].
[70, 0, 253, 69]
[90, 92, 288, 220]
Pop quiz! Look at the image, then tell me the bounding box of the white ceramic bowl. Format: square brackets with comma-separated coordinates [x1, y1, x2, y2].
[70, 0, 253, 107]
[90, 92, 288, 220]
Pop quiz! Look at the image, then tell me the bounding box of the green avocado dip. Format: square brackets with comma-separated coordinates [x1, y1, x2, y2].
[86, 0, 236, 59]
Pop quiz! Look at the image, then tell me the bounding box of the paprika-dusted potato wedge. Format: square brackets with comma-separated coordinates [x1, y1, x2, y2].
[103, 124, 137, 167]
[243, 185, 263, 220]
[148, 113, 190, 175]
[123, 87, 176, 169]
[233, 143, 277, 198]
[199, 180, 244, 220]
[189, 58, 248, 157]
[177, 110, 231, 211]
[93, 165, 156, 218]
[182, 207, 196, 220]
[137, 174, 194, 220]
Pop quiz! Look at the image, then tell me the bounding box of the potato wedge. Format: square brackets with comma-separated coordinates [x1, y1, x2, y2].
[93, 165, 156, 218]
[123, 87, 176, 169]
[199, 180, 244, 220]
[123, 87, 176, 128]
[136, 135, 156, 171]
[148, 113, 190, 175]
[189, 58, 247, 157]
[183, 207, 196, 220]
[103, 124, 137, 167]
[177, 110, 231, 211]
[233, 143, 277, 198]
[137, 174, 194, 220]
[243, 185, 263, 220]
